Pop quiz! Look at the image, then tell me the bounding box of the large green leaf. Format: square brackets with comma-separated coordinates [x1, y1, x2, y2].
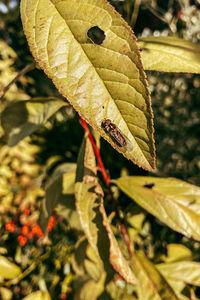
[0, 256, 21, 279]
[75, 136, 138, 285]
[139, 36, 200, 73]
[114, 176, 200, 241]
[1, 98, 66, 146]
[20, 0, 155, 171]
[132, 251, 178, 300]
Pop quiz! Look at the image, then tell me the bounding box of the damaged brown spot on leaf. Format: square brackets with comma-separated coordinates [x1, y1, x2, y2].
[188, 199, 196, 206]
[143, 183, 155, 189]
[87, 26, 106, 45]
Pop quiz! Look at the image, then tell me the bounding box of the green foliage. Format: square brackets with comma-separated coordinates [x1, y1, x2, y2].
[0, 0, 200, 299]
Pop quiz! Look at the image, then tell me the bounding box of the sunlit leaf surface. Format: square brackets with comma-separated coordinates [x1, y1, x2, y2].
[139, 36, 200, 73]
[0, 256, 21, 279]
[22, 291, 51, 300]
[20, 0, 155, 171]
[156, 261, 200, 299]
[156, 261, 200, 287]
[114, 176, 200, 240]
[131, 251, 178, 300]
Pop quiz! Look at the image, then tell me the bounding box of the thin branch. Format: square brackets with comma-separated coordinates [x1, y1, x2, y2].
[0, 62, 36, 99]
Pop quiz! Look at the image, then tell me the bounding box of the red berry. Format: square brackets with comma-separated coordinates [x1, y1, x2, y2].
[18, 235, 27, 246]
[47, 216, 57, 232]
[31, 225, 44, 237]
[24, 208, 30, 215]
[5, 221, 15, 233]
[22, 225, 29, 236]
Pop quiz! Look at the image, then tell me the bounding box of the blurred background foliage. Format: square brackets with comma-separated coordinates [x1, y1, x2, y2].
[0, 0, 200, 299]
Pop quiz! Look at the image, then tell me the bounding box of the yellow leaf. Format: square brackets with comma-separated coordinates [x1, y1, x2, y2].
[22, 291, 51, 300]
[0, 256, 21, 279]
[139, 36, 200, 73]
[114, 176, 200, 241]
[20, 0, 155, 171]
[132, 251, 178, 300]
[164, 244, 192, 263]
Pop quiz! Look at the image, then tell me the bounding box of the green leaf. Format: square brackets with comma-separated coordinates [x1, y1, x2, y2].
[75, 137, 101, 253]
[39, 163, 78, 232]
[74, 274, 106, 300]
[0, 256, 21, 279]
[99, 198, 138, 285]
[75, 136, 138, 285]
[20, 0, 155, 171]
[139, 36, 200, 73]
[72, 240, 106, 300]
[105, 280, 136, 300]
[72, 238, 88, 276]
[0, 287, 12, 300]
[22, 291, 51, 300]
[156, 260, 200, 299]
[1, 98, 66, 146]
[156, 261, 200, 287]
[132, 251, 178, 300]
[114, 176, 200, 241]
[161, 244, 192, 263]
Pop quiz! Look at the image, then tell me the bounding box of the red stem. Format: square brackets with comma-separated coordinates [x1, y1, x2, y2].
[79, 116, 110, 187]
[79, 116, 133, 257]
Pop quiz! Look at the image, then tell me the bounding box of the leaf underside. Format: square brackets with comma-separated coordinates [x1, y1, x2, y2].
[20, 0, 155, 171]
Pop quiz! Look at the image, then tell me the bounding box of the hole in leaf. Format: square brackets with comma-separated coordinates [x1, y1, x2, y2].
[87, 26, 106, 45]
[143, 183, 155, 189]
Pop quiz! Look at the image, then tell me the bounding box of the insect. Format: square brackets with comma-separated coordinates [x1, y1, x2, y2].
[101, 119, 133, 151]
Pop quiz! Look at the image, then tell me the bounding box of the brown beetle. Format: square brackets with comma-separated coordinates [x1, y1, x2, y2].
[102, 119, 133, 151]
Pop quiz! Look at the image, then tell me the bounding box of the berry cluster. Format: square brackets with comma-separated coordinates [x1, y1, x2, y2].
[5, 210, 57, 246]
